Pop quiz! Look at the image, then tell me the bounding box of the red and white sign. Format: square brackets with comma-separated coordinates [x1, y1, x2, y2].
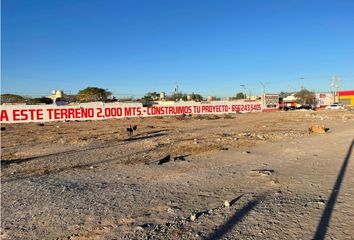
[0, 101, 262, 123]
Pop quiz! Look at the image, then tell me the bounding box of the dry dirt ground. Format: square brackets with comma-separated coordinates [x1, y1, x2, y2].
[1, 110, 354, 240]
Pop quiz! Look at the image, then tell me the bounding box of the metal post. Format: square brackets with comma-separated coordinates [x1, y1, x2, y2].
[240, 85, 246, 99]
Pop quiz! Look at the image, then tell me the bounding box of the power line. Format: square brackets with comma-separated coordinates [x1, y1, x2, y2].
[331, 75, 341, 103]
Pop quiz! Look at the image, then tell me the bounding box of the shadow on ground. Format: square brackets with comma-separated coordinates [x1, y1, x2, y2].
[313, 139, 354, 240]
[204, 193, 267, 240]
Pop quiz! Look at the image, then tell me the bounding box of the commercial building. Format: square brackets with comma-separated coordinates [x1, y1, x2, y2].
[262, 94, 279, 112]
[279, 94, 298, 109]
[338, 90, 354, 106]
[314, 93, 334, 108]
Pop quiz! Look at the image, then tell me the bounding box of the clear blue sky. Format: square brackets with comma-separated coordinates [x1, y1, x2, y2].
[2, 0, 354, 98]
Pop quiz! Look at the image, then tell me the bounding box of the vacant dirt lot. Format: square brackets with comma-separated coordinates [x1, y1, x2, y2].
[1, 110, 354, 239]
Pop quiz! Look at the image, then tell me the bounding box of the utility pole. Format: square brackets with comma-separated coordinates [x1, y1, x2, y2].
[331, 76, 340, 103]
[173, 82, 179, 101]
[299, 77, 305, 90]
[240, 85, 246, 99]
[174, 82, 178, 94]
[259, 82, 268, 108]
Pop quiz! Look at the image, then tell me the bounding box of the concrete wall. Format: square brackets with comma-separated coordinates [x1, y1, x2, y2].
[1, 100, 263, 124]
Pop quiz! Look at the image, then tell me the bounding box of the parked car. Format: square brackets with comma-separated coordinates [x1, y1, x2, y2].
[297, 104, 314, 110]
[325, 104, 344, 110]
[283, 106, 296, 111]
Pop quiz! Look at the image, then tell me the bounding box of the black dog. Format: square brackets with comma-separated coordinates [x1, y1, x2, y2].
[127, 125, 137, 136]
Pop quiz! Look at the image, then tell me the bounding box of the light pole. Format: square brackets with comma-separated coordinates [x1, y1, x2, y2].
[331, 76, 340, 103]
[240, 85, 246, 99]
[299, 77, 304, 90]
[260, 82, 268, 108]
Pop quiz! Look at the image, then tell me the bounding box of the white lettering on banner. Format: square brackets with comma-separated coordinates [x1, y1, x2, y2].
[0, 101, 263, 123]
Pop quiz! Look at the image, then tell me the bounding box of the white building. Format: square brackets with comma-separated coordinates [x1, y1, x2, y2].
[315, 93, 334, 108]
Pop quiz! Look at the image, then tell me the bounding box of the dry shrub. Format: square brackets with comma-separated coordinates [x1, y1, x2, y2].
[174, 115, 188, 121]
[308, 125, 326, 134]
[193, 114, 221, 120]
[222, 114, 235, 119]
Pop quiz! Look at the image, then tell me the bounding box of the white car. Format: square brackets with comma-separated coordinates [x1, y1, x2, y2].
[325, 104, 344, 110]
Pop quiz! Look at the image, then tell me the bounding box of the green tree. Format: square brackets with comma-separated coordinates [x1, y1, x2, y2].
[190, 93, 203, 102]
[235, 92, 246, 99]
[142, 92, 159, 101]
[78, 87, 112, 102]
[0, 94, 26, 104]
[294, 89, 315, 105]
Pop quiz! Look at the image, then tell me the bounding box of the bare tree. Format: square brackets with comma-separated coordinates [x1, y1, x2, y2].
[294, 89, 315, 105]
